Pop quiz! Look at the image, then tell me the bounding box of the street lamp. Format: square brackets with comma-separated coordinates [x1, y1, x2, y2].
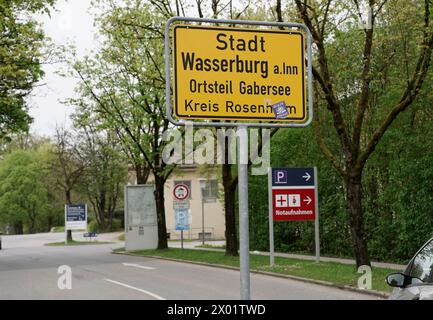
[198, 178, 207, 245]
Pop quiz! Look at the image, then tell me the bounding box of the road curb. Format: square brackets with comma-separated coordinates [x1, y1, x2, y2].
[112, 250, 390, 299]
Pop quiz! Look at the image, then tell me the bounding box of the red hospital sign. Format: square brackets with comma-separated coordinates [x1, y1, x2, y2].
[272, 188, 315, 221]
[270, 168, 317, 222]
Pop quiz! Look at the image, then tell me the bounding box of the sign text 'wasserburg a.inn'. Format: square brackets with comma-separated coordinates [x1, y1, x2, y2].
[173, 25, 307, 122]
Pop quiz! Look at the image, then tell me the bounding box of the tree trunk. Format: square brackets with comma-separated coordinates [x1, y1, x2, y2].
[136, 164, 149, 184]
[65, 190, 73, 242]
[47, 215, 53, 232]
[154, 175, 168, 250]
[66, 230, 73, 242]
[345, 174, 371, 267]
[14, 221, 23, 235]
[222, 163, 238, 256]
[66, 189, 72, 204]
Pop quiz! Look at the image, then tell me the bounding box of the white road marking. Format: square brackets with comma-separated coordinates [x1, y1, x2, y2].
[104, 278, 165, 300]
[122, 263, 155, 270]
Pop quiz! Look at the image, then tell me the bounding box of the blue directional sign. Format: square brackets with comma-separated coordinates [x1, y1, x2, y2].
[66, 204, 86, 221]
[83, 232, 97, 238]
[65, 204, 87, 230]
[272, 167, 315, 187]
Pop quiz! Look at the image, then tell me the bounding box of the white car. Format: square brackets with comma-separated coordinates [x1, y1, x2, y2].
[386, 237, 433, 300]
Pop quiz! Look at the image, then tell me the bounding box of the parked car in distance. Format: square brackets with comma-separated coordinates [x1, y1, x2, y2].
[386, 237, 433, 300]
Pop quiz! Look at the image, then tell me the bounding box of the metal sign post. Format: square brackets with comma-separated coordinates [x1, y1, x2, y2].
[314, 167, 320, 263]
[64, 205, 67, 245]
[268, 168, 275, 267]
[238, 126, 250, 300]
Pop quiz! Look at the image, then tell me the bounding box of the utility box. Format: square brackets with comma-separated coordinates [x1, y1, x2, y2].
[124, 185, 158, 251]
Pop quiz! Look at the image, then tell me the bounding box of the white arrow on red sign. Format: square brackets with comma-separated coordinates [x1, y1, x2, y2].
[303, 196, 312, 205]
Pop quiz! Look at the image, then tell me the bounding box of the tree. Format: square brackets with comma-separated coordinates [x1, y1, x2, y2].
[0, 149, 49, 234]
[69, 0, 175, 249]
[50, 127, 86, 241]
[73, 116, 127, 231]
[293, 0, 433, 266]
[0, 0, 55, 138]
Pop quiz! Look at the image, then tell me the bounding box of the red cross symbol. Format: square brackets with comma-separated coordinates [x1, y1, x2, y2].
[275, 194, 288, 208]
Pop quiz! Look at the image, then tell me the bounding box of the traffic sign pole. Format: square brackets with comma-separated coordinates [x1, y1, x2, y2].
[238, 126, 250, 300]
[314, 167, 320, 263]
[268, 167, 275, 267]
[64, 204, 67, 245]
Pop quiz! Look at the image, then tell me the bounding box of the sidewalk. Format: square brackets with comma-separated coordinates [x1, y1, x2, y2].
[168, 240, 406, 271]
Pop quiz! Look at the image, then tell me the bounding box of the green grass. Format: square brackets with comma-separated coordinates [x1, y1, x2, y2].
[45, 240, 114, 246]
[118, 233, 125, 241]
[51, 226, 65, 233]
[195, 244, 226, 249]
[128, 248, 394, 293]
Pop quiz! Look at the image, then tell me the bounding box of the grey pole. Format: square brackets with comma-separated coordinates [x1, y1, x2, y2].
[201, 190, 205, 246]
[268, 167, 275, 267]
[64, 204, 67, 245]
[314, 167, 320, 263]
[238, 126, 250, 300]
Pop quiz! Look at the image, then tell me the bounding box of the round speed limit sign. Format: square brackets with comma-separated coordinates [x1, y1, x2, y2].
[173, 184, 190, 201]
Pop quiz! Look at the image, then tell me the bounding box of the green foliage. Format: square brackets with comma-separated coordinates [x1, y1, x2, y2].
[0, 149, 50, 233]
[110, 218, 122, 231]
[249, 102, 433, 263]
[0, 0, 55, 138]
[249, 127, 353, 258]
[88, 218, 122, 232]
[51, 226, 64, 233]
[87, 220, 99, 233]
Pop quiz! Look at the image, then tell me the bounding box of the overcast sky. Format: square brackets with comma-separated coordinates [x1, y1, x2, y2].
[29, 0, 96, 137]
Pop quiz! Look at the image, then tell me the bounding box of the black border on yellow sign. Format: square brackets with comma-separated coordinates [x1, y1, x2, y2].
[173, 25, 307, 122]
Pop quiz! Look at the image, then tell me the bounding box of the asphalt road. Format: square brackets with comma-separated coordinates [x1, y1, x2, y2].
[0, 233, 380, 300]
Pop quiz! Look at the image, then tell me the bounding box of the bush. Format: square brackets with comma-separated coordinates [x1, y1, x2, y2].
[87, 220, 99, 233]
[110, 218, 122, 231]
[87, 219, 122, 233]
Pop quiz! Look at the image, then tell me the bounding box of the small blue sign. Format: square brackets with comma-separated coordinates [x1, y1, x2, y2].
[174, 208, 190, 231]
[271, 101, 289, 119]
[272, 168, 315, 187]
[83, 232, 97, 238]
